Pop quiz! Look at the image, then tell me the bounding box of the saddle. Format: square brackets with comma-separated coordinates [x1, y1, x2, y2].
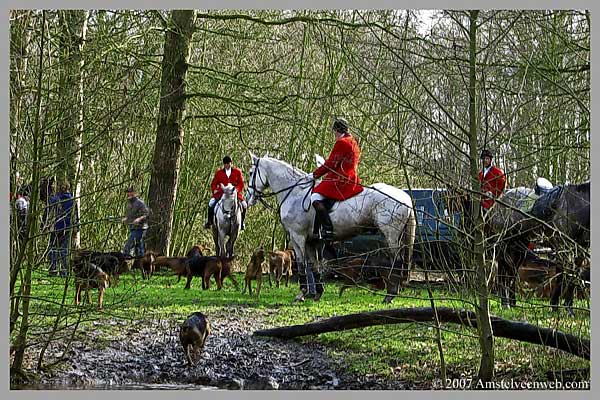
[530, 186, 564, 221]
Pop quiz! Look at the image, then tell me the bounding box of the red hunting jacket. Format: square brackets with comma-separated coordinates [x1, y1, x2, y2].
[210, 167, 245, 200]
[478, 165, 506, 209]
[313, 134, 363, 201]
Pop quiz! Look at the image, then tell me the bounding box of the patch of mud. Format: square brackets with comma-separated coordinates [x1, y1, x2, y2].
[14, 306, 417, 390]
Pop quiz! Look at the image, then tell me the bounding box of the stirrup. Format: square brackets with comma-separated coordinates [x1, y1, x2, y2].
[320, 228, 334, 241]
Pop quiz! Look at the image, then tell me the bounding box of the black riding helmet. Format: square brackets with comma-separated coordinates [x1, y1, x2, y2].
[332, 117, 349, 134]
[480, 149, 493, 159]
[223, 155, 232, 164]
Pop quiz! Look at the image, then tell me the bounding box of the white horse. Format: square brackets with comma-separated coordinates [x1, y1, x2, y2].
[246, 154, 416, 303]
[213, 183, 242, 259]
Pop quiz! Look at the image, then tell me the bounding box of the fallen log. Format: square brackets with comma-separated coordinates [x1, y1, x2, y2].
[254, 307, 589, 360]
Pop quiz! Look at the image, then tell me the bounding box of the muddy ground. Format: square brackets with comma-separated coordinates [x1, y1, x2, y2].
[12, 305, 423, 390]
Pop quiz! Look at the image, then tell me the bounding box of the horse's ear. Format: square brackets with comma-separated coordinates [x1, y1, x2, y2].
[249, 151, 257, 162]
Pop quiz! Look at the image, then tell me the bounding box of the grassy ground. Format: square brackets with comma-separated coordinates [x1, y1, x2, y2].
[16, 268, 590, 386]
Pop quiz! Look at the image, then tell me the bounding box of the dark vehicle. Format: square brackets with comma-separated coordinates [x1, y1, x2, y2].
[324, 189, 462, 276]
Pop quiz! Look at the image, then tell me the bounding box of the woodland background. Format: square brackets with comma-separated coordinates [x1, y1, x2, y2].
[9, 10, 590, 381]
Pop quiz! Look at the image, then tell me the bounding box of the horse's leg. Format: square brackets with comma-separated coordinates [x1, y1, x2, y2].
[379, 228, 406, 304]
[550, 262, 564, 312]
[212, 227, 220, 257]
[508, 245, 525, 308]
[216, 229, 226, 260]
[560, 256, 585, 316]
[497, 243, 514, 309]
[288, 233, 309, 302]
[498, 259, 510, 309]
[304, 241, 323, 299]
[382, 208, 416, 304]
[225, 236, 233, 259]
[228, 221, 239, 258]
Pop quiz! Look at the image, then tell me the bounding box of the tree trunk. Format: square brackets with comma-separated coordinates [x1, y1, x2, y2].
[56, 10, 88, 248]
[467, 10, 495, 382]
[11, 10, 46, 374]
[9, 10, 32, 192]
[254, 307, 590, 360]
[146, 10, 196, 255]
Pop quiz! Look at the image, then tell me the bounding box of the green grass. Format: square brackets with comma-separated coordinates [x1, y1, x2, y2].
[15, 268, 590, 384]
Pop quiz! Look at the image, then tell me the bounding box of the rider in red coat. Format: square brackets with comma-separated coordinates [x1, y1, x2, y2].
[204, 155, 247, 229]
[308, 117, 363, 240]
[478, 149, 506, 211]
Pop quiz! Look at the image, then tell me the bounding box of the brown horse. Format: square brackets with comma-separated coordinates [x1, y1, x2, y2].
[530, 182, 590, 313]
[484, 182, 590, 312]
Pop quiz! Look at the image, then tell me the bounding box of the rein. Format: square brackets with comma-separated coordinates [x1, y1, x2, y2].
[249, 158, 315, 212]
[218, 190, 241, 230]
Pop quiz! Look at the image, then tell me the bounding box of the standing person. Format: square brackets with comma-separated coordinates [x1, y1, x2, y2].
[478, 149, 506, 213]
[204, 155, 248, 230]
[299, 117, 363, 302]
[14, 192, 29, 242]
[122, 187, 150, 257]
[48, 182, 78, 277]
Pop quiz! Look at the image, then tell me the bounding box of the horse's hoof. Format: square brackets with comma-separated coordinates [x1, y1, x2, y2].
[382, 295, 394, 304]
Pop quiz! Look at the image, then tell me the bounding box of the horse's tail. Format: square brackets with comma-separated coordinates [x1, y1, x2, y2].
[401, 207, 417, 272]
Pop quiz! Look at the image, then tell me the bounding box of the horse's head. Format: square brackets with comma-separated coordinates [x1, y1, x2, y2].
[220, 183, 236, 198]
[246, 153, 269, 207]
[220, 183, 238, 213]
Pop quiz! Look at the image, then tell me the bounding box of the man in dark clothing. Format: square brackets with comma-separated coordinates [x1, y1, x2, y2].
[122, 187, 150, 257]
[48, 182, 78, 277]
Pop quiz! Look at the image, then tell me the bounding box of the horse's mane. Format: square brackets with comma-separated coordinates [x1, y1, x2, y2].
[262, 156, 307, 179]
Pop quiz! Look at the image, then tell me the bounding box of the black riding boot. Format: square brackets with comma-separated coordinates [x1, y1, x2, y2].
[241, 207, 247, 230]
[312, 200, 334, 240]
[204, 203, 215, 229]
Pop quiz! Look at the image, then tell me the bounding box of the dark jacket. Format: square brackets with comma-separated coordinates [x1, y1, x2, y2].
[49, 192, 78, 232]
[125, 196, 149, 229]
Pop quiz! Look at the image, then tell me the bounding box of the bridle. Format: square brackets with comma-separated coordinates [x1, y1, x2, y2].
[248, 157, 315, 212]
[219, 188, 240, 224]
[248, 158, 273, 210]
